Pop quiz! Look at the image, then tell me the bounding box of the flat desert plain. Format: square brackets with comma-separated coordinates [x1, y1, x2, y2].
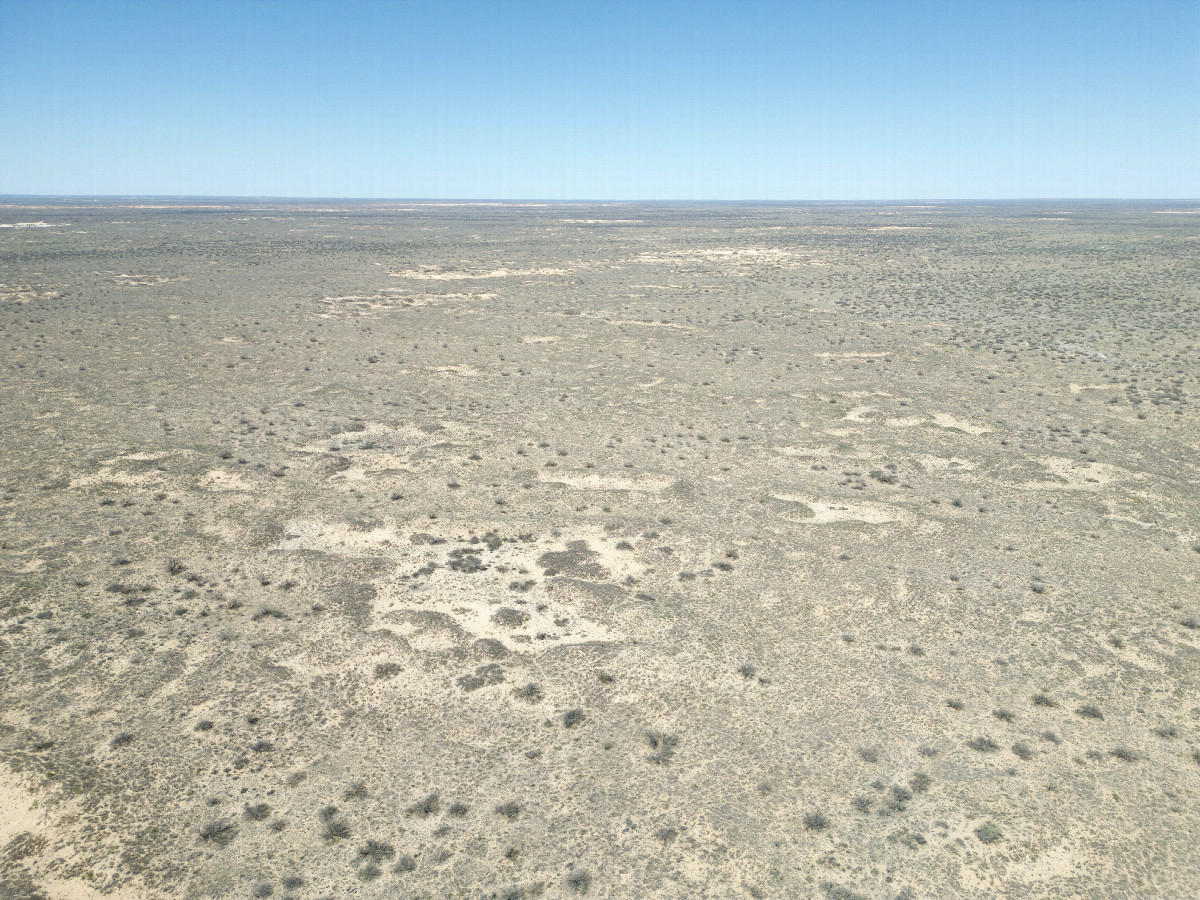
[1, 200, 1198, 899]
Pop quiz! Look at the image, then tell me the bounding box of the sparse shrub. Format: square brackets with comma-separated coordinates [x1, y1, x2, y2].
[1111, 747, 1141, 761]
[738, 664, 757, 679]
[323, 818, 350, 841]
[394, 854, 417, 873]
[513, 683, 542, 703]
[244, 802, 271, 821]
[1012, 742, 1034, 761]
[993, 709, 1015, 723]
[167, 557, 185, 575]
[597, 671, 615, 684]
[852, 796, 872, 813]
[563, 708, 585, 729]
[406, 793, 439, 817]
[198, 819, 237, 847]
[967, 737, 999, 752]
[1153, 723, 1178, 739]
[250, 740, 273, 753]
[822, 883, 866, 900]
[252, 883, 273, 898]
[1077, 704, 1104, 720]
[358, 863, 382, 881]
[448, 801, 469, 817]
[974, 822, 1003, 844]
[889, 827, 926, 849]
[803, 810, 829, 831]
[1181, 615, 1199, 630]
[567, 869, 592, 893]
[359, 839, 395, 862]
[375, 662, 402, 680]
[458, 663, 505, 691]
[909, 772, 931, 793]
[857, 748, 879, 763]
[111, 732, 134, 749]
[492, 607, 528, 628]
[946, 698, 965, 711]
[907, 644, 925, 657]
[1032, 693, 1058, 708]
[645, 730, 678, 764]
[495, 800, 521, 821]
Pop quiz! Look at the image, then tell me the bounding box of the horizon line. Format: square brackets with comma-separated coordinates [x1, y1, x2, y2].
[3, 195, 1199, 205]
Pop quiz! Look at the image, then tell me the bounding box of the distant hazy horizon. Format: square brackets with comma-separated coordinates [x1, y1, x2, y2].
[2, 0, 1198, 199]
[4, 196, 1200, 204]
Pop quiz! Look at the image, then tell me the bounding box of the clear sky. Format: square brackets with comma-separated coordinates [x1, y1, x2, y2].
[1, 0, 1197, 199]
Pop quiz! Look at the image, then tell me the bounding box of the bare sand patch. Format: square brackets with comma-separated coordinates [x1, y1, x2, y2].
[816, 351, 888, 359]
[1020, 456, 1129, 490]
[540, 472, 673, 492]
[199, 469, 254, 491]
[0, 769, 43, 845]
[43, 878, 160, 900]
[279, 521, 630, 652]
[842, 405, 877, 422]
[114, 274, 175, 286]
[930, 413, 992, 435]
[390, 266, 566, 280]
[771, 494, 913, 525]
[916, 454, 976, 472]
[316, 290, 497, 312]
[427, 364, 480, 377]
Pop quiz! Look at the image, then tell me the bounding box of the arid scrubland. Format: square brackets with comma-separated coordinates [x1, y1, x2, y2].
[1, 200, 1198, 899]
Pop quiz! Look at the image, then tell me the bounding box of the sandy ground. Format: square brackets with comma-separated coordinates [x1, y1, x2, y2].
[1, 200, 1198, 899]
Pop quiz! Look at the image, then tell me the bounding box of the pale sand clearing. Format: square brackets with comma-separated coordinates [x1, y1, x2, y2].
[0, 769, 43, 846]
[771, 494, 915, 525]
[930, 413, 992, 434]
[538, 472, 674, 492]
[389, 267, 567, 279]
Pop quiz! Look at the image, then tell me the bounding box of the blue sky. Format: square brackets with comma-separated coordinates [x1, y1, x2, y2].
[1, 0, 1197, 199]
